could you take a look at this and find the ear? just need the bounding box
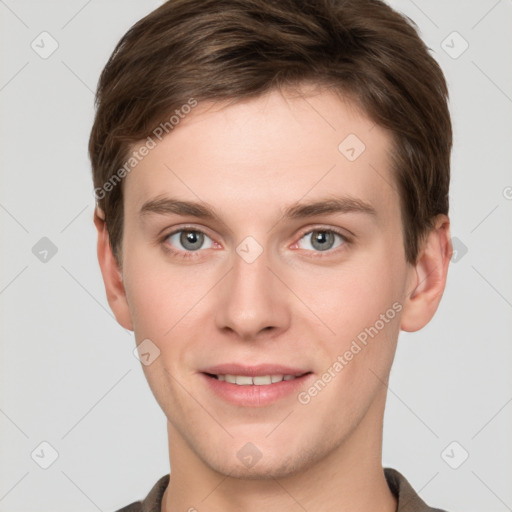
[400,214,453,332]
[93,207,133,331]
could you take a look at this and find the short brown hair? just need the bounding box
[89,0,452,266]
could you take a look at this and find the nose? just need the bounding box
[215,241,291,341]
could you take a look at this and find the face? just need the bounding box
[116,86,418,479]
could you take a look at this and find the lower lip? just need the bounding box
[200,373,313,407]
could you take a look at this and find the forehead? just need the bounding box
[123,86,399,226]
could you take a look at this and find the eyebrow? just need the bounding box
[139,195,377,223]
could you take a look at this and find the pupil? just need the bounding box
[181,231,203,250]
[313,231,333,251]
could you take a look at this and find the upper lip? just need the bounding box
[200,364,311,377]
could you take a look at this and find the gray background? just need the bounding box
[0,0,511,510]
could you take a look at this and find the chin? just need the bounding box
[208,455,303,480]
[196,438,326,481]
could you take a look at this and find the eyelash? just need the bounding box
[160,225,351,260]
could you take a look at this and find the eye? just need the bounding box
[164,229,214,256]
[296,228,348,253]
[161,226,350,260]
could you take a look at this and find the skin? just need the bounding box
[94,84,452,512]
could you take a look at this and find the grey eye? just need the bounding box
[168,230,213,251]
[298,230,344,252]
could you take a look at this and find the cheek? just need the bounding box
[306,241,406,364]
[122,245,176,338]
[311,255,403,329]
[122,248,219,361]
[306,287,401,423]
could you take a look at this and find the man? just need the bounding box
[89,0,453,510]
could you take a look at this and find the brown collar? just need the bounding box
[118,467,447,512]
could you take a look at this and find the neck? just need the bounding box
[162,389,397,512]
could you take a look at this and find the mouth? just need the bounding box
[203,372,311,385]
[199,365,314,406]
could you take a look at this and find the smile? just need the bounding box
[201,370,313,406]
[207,373,301,385]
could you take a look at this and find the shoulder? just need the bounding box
[384,467,449,512]
[113,474,170,512]
[115,503,142,512]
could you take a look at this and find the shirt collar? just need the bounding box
[134,467,445,512]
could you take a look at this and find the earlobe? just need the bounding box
[94,207,134,331]
[400,215,453,332]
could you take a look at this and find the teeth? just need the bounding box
[235,375,253,385]
[217,374,297,385]
[253,375,272,385]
